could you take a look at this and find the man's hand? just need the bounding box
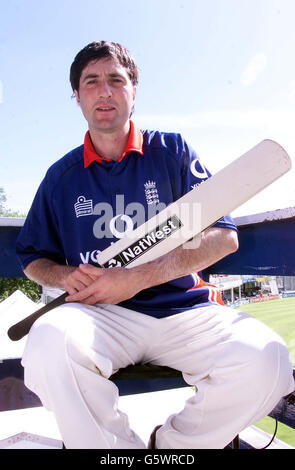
[66,228,238,306]
[24,228,238,307]
[63,264,97,295]
[65,264,145,305]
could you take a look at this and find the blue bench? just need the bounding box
[1,210,294,448]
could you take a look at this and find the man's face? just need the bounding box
[74,57,136,133]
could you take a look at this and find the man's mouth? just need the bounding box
[96,106,115,111]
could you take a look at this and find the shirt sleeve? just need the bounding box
[180,139,238,232]
[16,173,66,271]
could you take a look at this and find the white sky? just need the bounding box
[0,0,295,217]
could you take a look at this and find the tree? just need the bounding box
[0,187,7,215]
[0,187,27,217]
[0,278,41,302]
[0,187,36,301]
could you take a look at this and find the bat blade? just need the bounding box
[96,139,291,269]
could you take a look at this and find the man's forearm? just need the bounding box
[131,227,239,291]
[25,227,238,305]
[24,258,76,290]
[64,227,239,305]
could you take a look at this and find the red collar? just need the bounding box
[83,120,144,168]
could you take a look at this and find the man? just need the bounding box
[16,41,294,449]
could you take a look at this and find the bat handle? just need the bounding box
[7,292,68,342]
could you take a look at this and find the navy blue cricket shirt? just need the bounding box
[16,121,237,318]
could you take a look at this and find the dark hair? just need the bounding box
[70,41,139,92]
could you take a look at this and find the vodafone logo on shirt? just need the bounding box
[190,158,209,179]
[90,195,167,240]
[109,214,134,238]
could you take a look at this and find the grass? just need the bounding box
[238,297,295,364]
[235,297,295,447]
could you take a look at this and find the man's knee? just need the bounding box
[21,304,84,382]
[246,337,294,407]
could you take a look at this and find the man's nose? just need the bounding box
[98,81,112,98]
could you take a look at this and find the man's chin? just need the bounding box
[91,118,129,134]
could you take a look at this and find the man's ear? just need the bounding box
[74,90,80,105]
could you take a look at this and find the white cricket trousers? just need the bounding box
[21,302,294,449]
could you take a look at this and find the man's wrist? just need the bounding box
[24,258,77,290]
[130,260,168,292]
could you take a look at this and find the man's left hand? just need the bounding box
[65,264,144,305]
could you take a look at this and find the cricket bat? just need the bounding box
[96,139,291,268]
[7,139,291,341]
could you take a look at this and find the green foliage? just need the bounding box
[0,186,27,217]
[1,209,27,217]
[0,278,41,302]
[0,187,7,214]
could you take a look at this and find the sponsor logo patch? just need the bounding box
[144,180,159,205]
[101,214,183,268]
[74,196,94,218]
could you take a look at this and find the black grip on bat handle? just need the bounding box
[7,292,68,341]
